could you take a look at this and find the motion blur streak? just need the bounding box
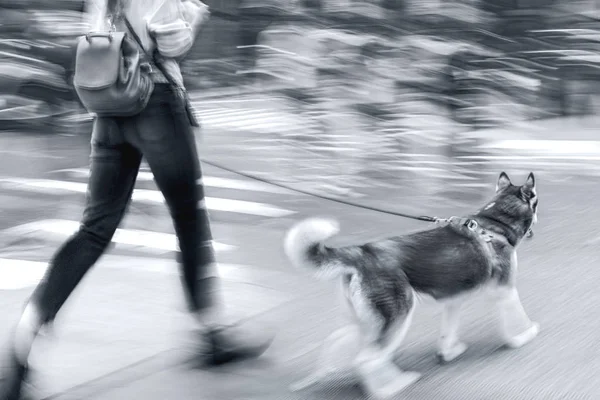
[1,0,600,399]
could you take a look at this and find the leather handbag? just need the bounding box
[72,24,154,117]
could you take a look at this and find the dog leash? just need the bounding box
[199,159,440,222]
[199,159,532,241]
[200,159,491,231]
[200,160,470,224]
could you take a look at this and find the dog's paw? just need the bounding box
[290,368,357,392]
[436,342,468,364]
[357,358,420,399]
[364,370,422,399]
[505,322,540,349]
[290,372,323,392]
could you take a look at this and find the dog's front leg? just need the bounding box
[495,286,539,349]
[437,301,468,363]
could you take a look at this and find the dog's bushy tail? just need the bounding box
[284,218,350,280]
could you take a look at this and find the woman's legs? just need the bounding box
[0,117,142,399]
[130,87,214,315]
[130,85,272,363]
[14,117,142,363]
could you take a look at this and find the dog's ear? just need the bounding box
[521,172,536,198]
[496,172,511,192]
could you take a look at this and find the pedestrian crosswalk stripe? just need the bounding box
[480,139,600,154]
[51,168,296,195]
[0,178,296,218]
[193,108,304,133]
[72,107,303,133]
[199,119,293,132]
[2,219,235,254]
[196,108,286,119]
[195,177,295,194]
[457,155,600,161]
[0,258,255,290]
[0,258,47,290]
[198,109,280,119]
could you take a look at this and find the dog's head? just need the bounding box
[478,172,538,244]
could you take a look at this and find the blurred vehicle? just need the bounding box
[0,3,84,133]
[0,38,79,133]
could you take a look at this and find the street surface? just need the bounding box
[1,97,600,399]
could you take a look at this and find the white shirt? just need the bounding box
[84,0,209,86]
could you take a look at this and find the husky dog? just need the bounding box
[284,172,540,398]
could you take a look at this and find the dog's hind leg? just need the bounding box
[494,285,539,349]
[354,289,421,399]
[378,290,417,361]
[436,300,468,363]
[289,325,362,392]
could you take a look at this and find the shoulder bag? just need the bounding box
[72,15,154,117]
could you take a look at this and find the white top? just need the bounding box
[84,0,210,86]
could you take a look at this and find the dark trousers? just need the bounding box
[31,84,215,324]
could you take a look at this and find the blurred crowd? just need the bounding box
[2,0,600,135]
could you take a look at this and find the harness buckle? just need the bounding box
[466,219,478,231]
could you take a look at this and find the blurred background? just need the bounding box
[2,0,600,200]
[2,1,600,399]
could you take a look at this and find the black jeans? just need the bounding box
[31,84,215,324]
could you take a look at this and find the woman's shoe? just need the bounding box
[200,323,274,366]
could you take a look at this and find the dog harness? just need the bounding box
[435,216,495,242]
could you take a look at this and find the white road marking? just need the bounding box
[72,107,303,134]
[0,150,64,160]
[2,219,235,253]
[190,96,272,104]
[52,168,295,195]
[0,258,256,290]
[197,109,285,119]
[457,155,600,162]
[0,258,47,290]
[200,109,280,118]
[193,108,304,133]
[480,140,600,154]
[0,178,296,217]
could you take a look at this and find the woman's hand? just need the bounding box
[182,0,211,37]
[147,0,211,60]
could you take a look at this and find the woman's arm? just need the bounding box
[147,0,210,60]
[182,0,211,40]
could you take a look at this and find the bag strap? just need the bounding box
[122,16,183,93]
[122,15,200,128]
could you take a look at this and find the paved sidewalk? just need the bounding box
[0,223,365,400]
[2,181,600,399]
